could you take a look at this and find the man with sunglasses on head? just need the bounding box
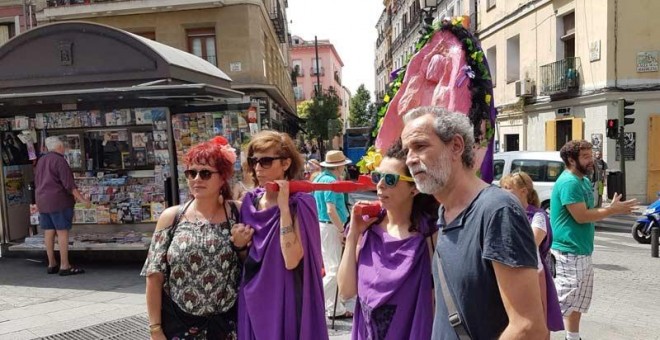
[401,107,548,339]
[312,150,354,320]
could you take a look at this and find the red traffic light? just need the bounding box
[608,120,615,127]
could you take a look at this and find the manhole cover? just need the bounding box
[40,314,149,340]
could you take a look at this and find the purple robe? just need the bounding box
[352,213,436,340]
[238,189,328,340]
[526,205,564,332]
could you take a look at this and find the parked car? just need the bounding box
[492,151,565,211]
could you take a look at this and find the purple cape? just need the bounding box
[352,213,436,339]
[237,189,328,340]
[526,205,564,331]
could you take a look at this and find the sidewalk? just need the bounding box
[0,258,145,340]
[0,257,353,339]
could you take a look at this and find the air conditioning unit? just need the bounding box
[515,79,535,97]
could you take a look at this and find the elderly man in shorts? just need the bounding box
[35,136,91,276]
[550,140,637,340]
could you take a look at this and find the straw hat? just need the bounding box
[320,150,352,167]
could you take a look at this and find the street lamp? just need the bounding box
[419,0,437,26]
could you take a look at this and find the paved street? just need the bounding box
[0,199,656,339]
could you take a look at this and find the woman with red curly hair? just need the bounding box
[237,131,328,340]
[142,136,254,340]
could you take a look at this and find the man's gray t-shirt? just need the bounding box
[431,186,538,339]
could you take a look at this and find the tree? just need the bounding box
[305,87,341,157]
[296,100,313,119]
[349,84,373,127]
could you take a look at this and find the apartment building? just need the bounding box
[478,0,660,203]
[289,35,346,119]
[36,0,297,131]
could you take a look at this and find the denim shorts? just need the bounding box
[39,207,74,230]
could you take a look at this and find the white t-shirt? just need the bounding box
[530,212,547,271]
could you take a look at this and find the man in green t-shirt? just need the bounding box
[551,140,637,340]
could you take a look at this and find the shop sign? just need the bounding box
[615,132,636,161]
[636,51,658,72]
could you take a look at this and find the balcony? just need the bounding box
[310,66,325,76]
[540,57,581,97]
[269,1,286,43]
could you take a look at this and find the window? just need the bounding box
[293,86,304,100]
[134,31,156,40]
[561,13,576,59]
[0,23,16,46]
[511,160,566,182]
[312,58,323,75]
[493,159,505,180]
[487,0,496,10]
[187,28,217,66]
[506,35,520,83]
[292,59,303,76]
[486,46,497,86]
[313,84,322,96]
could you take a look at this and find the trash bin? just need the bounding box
[607,171,623,199]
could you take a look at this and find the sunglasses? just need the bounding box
[248,156,285,169]
[371,171,415,187]
[184,169,219,180]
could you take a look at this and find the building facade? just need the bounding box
[36,0,297,132]
[374,4,392,102]
[289,35,347,119]
[0,0,40,46]
[478,0,660,203]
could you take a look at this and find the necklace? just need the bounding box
[192,203,221,227]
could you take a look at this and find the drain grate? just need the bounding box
[40,314,149,340]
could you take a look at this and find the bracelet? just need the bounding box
[231,243,248,252]
[149,324,162,333]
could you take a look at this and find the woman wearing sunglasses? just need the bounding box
[500,171,563,337]
[337,140,439,340]
[236,131,328,340]
[142,136,253,339]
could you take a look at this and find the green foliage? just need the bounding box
[296,100,313,119]
[349,84,374,127]
[305,87,341,141]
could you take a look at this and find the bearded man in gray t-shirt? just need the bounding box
[402,107,547,339]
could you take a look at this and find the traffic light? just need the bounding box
[620,99,635,126]
[606,119,619,139]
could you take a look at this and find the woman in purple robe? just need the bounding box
[337,140,439,340]
[500,171,564,336]
[237,131,328,340]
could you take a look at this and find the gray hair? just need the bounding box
[45,136,63,151]
[403,106,476,168]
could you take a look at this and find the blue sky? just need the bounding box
[287,0,384,97]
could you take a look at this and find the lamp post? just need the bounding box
[419,0,437,26]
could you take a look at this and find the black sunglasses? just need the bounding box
[371,171,415,187]
[184,169,219,180]
[248,156,285,169]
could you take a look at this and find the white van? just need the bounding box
[492,151,565,210]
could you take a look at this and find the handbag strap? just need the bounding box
[435,248,471,339]
[164,199,195,288]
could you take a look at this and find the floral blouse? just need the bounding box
[141,217,240,317]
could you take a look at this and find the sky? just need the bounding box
[286,0,384,97]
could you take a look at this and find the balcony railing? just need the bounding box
[269,1,286,43]
[310,66,325,76]
[47,0,122,7]
[540,57,581,96]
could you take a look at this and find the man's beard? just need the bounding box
[409,151,452,195]
[576,161,594,177]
